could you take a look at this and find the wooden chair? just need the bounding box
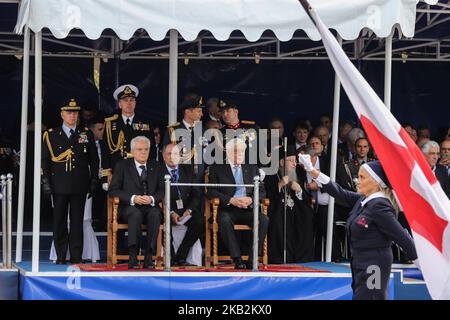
[204,196,270,269]
[106,171,164,269]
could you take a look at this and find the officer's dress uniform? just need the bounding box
[163,120,206,178]
[163,97,207,180]
[42,101,99,263]
[102,114,155,172]
[314,171,417,300]
[101,85,156,182]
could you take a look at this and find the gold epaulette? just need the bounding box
[104,114,118,122]
[241,120,255,125]
[167,124,179,144]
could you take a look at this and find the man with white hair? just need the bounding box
[207,138,269,269]
[422,140,450,198]
[109,136,164,269]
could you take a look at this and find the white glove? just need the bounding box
[413,258,421,270]
[102,183,109,191]
[298,154,314,172]
[259,168,266,182]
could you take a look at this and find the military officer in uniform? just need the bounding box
[220,100,261,166]
[337,137,375,192]
[101,84,156,188]
[163,96,206,179]
[41,99,99,264]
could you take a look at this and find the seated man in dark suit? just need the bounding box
[109,136,164,269]
[161,143,203,266]
[422,140,450,198]
[207,138,269,269]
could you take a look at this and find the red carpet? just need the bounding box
[76,263,329,273]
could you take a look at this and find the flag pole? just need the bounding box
[298,0,315,25]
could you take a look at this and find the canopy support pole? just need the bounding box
[325,35,342,263]
[384,32,393,110]
[31,31,42,273]
[16,26,30,263]
[168,29,178,125]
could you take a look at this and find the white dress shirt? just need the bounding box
[62,123,76,138]
[182,119,196,132]
[122,114,135,125]
[306,157,330,205]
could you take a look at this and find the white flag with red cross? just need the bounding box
[299,0,450,299]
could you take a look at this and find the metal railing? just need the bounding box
[163,175,261,272]
[1,174,13,269]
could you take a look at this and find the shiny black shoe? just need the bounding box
[128,255,140,269]
[233,257,246,270]
[56,259,66,265]
[143,257,155,269]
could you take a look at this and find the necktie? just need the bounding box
[170,169,178,183]
[233,165,245,197]
[126,118,131,127]
[139,165,147,180]
[69,128,74,138]
[170,168,182,199]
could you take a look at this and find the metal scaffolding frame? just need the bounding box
[1,0,450,63]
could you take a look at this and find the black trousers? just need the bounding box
[315,205,341,261]
[120,205,161,255]
[217,207,269,260]
[171,213,203,260]
[53,194,86,261]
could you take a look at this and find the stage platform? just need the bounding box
[13,261,431,300]
[1,233,431,300]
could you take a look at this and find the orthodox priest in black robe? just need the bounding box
[266,146,315,264]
